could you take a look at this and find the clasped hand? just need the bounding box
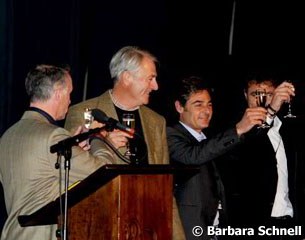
[269,81,295,112]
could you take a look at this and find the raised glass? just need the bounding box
[122,113,135,157]
[255,90,270,129]
[284,81,296,118]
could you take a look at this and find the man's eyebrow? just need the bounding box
[189,100,202,104]
[190,100,211,105]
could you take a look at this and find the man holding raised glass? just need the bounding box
[65,46,186,240]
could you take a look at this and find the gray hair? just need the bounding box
[109,46,157,83]
[25,64,69,102]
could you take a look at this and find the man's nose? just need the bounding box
[150,78,158,90]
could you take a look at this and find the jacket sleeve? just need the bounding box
[167,126,241,165]
[64,105,86,134]
[48,127,114,185]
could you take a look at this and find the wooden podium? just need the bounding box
[18,164,198,240]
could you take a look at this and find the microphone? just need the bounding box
[50,127,102,154]
[91,109,135,135]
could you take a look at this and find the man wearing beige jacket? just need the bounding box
[65,46,186,239]
[0,65,114,240]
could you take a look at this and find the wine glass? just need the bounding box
[255,90,270,129]
[284,81,296,118]
[122,113,135,157]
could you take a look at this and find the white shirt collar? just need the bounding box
[179,121,207,142]
[272,115,282,132]
[266,115,282,131]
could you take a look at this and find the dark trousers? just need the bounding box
[263,216,301,240]
[222,215,303,240]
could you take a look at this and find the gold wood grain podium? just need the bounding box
[18,164,199,240]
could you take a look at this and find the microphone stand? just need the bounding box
[50,127,104,240]
[62,147,71,240]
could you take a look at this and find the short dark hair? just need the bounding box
[244,70,278,91]
[25,64,70,102]
[174,76,213,107]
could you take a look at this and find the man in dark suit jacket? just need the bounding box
[166,76,268,240]
[222,72,304,240]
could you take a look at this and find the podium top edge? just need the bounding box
[101,164,200,173]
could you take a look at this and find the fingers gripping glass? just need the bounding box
[284,81,296,118]
[122,113,136,157]
[255,90,270,129]
[84,108,93,129]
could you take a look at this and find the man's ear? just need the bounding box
[54,89,61,102]
[175,100,184,113]
[121,71,132,86]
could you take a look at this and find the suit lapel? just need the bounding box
[96,91,118,119]
[139,107,156,164]
[174,123,199,144]
[96,92,126,156]
[174,122,226,209]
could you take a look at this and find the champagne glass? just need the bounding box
[84,108,93,129]
[284,81,296,118]
[122,113,135,157]
[255,90,270,129]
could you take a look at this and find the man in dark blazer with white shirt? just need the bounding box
[221,72,305,240]
[166,76,267,240]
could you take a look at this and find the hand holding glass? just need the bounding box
[84,108,93,129]
[255,90,270,129]
[284,81,296,118]
[122,113,135,157]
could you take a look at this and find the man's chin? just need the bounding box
[141,98,150,105]
[200,123,210,129]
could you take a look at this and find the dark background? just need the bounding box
[1,0,305,133]
[1,0,305,232]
